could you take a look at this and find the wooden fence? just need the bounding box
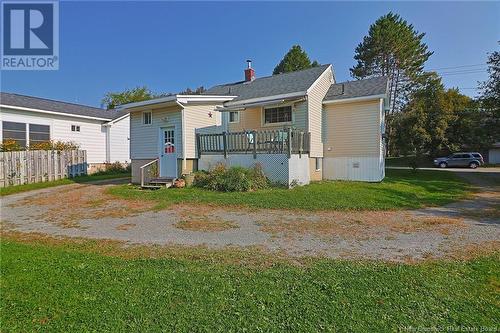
[196,129,311,158]
[0,150,87,187]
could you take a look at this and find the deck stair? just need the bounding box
[141,177,175,189]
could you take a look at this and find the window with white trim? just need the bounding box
[71,125,80,132]
[264,105,292,124]
[29,124,50,145]
[229,111,239,123]
[143,111,152,125]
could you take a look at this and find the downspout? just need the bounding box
[176,101,187,175]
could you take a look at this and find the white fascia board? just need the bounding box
[104,113,130,126]
[119,95,236,110]
[306,64,333,94]
[119,96,178,110]
[176,95,236,104]
[322,94,387,105]
[224,91,307,107]
[0,104,111,121]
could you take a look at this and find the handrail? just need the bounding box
[140,158,159,187]
[196,130,310,158]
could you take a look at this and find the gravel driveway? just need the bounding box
[2,172,499,262]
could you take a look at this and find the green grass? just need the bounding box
[1,240,498,332]
[109,169,471,211]
[386,155,435,168]
[0,172,130,196]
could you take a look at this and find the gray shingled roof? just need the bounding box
[203,64,331,102]
[323,76,388,102]
[0,92,123,120]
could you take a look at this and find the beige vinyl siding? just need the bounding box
[183,103,222,159]
[129,105,182,160]
[228,107,262,132]
[323,99,382,157]
[307,67,333,157]
[227,103,308,132]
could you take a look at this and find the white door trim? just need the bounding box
[159,126,178,178]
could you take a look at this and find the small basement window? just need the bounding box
[71,125,80,132]
[315,157,321,171]
[264,105,292,124]
[229,111,239,123]
[143,111,152,125]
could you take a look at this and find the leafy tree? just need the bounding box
[475,45,500,148]
[102,86,160,109]
[273,45,319,75]
[479,45,500,109]
[351,12,433,113]
[179,86,206,95]
[391,73,474,157]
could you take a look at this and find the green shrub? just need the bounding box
[193,163,269,192]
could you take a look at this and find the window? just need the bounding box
[264,105,292,124]
[315,157,321,171]
[2,121,27,147]
[29,124,50,145]
[229,111,239,123]
[143,111,152,125]
[71,125,80,132]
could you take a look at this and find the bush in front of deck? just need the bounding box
[193,164,269,192]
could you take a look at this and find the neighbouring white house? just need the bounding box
[121,61,388,186]
[488,142,500,164]
[0,92,130,173]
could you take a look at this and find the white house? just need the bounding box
[121,62,388,186]
[0,92,130,173]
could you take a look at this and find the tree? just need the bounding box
[273,45,319,75]
[102,86,160,109]
[391,73,474,157]
[351,12,433,112]
[479,45,500,109]
[179,86,206,95]
[351,12,433,156]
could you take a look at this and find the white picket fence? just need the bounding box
[0,150,87,187]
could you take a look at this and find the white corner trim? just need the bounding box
[0,104,112,121]
[322,94,387,105]
[306,64,333,95]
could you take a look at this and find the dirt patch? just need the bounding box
[9,184,155,228]
[116,223,136,231]
[258,211,465,240]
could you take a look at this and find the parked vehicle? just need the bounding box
[433,152,484,169]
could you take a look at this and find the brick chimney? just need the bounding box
[244,59,255,82]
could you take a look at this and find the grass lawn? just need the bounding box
[0,172,130,196]
[386,155,436,168]
[1,239,498,332]
[109,169,472,211]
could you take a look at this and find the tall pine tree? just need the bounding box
[273,45,319,75]
[351,12,433,156]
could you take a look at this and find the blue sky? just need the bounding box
[1,1,499,107]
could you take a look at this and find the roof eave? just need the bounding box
[119,95,237,111]
[322,94,387,105]
[224,91,307,107]
[0,104,112,121]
